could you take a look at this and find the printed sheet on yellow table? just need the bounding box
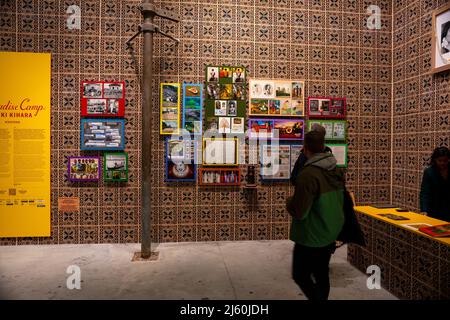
[0,52,51,237]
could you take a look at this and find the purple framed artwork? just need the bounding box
[68,156,101,182]
[248,118,304,140]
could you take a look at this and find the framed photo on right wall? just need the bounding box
[432,3,450,73]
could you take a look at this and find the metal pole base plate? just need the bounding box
[132,251,159,262]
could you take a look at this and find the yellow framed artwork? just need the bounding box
[160,83,181,135]
[202,137,239,166]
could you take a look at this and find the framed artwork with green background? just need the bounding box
[103,152,128,182]
[205,65,246,132]
[307,120,347,141]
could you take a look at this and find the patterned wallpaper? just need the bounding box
[391,0,450,212]
[0,0,395,245]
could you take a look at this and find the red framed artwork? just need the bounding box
[307,97,346,119]
[198,168,241,186]
[81,81,125,117]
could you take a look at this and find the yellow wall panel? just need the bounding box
[0,52,51,237]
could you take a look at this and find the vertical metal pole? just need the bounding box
[141,0,154,259]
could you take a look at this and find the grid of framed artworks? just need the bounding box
[307,97,346,118]
[205,66,246,134]
[80,119,125,151]
[260,144,302,181]
[73,80,128,183]
[165,137,197,182]
[67,153,129,182]
[160,83,181,135]
[81,81,125,117]
[306,120,347,141]
[182,83,203,135]
[249,79,304,116]
[202,138,238,166]
[198,168,241,186]
[248,119,305,140]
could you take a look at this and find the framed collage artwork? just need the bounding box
[80,119,125,151]
[182,83,203,135]
[202,138,238,166]
[165,137,197,182]
[326,144,348,168]
[67,156,101,182]
[205,66,246,134]
[103,153,128,182]
[307,97,346,119]
[248,119,304,140]
[249,79,305,117]
[81,81,125,117]
[260,144,302,181]
[160,83,181,135]
[307,120,347,141]
[198,168,240,186]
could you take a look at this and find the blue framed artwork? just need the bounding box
[260,143,302,181]
[182,83,203,135]
[165,137,197,182]
[80,118,125,151]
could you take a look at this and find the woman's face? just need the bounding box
[435,155,449,171]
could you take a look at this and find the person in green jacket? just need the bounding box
[420,146,450,222]
[287,131,345,300]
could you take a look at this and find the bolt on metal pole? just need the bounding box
[140,0,154,259]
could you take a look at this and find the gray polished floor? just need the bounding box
[0,240,396,300]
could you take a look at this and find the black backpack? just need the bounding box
[336,188,366,247]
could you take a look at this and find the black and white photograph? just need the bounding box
[104,82,124,99]
[432,4,450,73]
[83,82,102,98]
[227,100,237,116]
[107,99,119,114]
[249,80,275,99]
[207,67,219,82]
[86,99,107,114]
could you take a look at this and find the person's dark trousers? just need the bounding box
[292,242,336,300]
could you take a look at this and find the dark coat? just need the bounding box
[420,165,450,222]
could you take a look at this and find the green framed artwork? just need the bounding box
[103,152,128,182]
[326,144,348,168]
[307,120,347,141]
[205,65,246,133]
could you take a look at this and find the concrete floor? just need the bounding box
[0,241,396,300]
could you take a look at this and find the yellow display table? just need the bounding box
[347,205,450,300]
[354,206,450,246]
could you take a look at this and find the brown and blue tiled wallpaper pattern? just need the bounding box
[1,0,440,246]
